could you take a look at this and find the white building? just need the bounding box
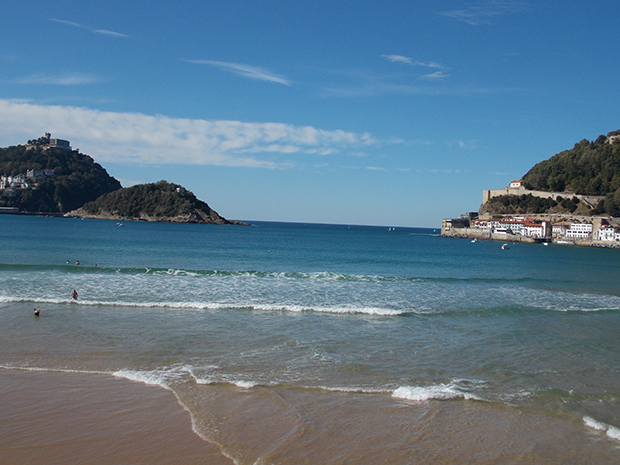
[522,222,548,238]
[565,223,593,239]
[596,225,620,242]
[552,222,572,237]
[0,174,29,190]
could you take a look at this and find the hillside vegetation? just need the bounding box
[480,193,592,216]
[0,144,121,212]
[483,131,620,216]
[70,180,244,224]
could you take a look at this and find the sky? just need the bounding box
[1,1,619,227]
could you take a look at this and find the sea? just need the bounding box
[1,214,620,464]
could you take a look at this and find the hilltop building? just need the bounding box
[26,133,71,151]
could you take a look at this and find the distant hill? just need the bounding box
[68,180,246,225]
[522,131,620,197]
[0,143,122,213]
[482,131,620,216]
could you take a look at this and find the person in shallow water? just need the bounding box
[33,308,40,316]
[70,289,78,300]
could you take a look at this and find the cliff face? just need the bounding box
[65,180,246,225]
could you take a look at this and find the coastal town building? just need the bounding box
[469,217,550,238]
[443,213,619,246]
[1,169,55,192]
[565,222,593,239]
[596,225,620,242]
[552,222,572,237]
[0,174,30,190]
[442,188,620,245]
[26,169,55,182]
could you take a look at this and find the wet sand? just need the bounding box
[2,368,620,464]
[0,369,231,465]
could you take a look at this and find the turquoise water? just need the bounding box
[1,215,620,463]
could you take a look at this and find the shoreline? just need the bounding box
[0,368,231,465]
[440,231,620,248]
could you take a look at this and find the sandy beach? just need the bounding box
[0,369,231,465]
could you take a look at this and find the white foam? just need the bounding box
[583,416,620,441]
[607,426,620,440]
[583,415,607,431]
[0,365,105,376]
[321,385,388,394]
[393,380,483,402]
[233,380,256,389]
[252,303,406,316]
[113,369,170,388]
[112,365,192,389]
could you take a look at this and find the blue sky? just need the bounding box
[1,1,619,227]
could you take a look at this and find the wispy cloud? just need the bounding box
[381,55,444,69]
[448,140,479,150]
[382,54,414,65]
[92,29,129,38]
[0,100,374,168]
[440,1,529,26]
[185,60,291,86]
[419,71,450,81]
[13,72,103,85]
[50,18,129,38]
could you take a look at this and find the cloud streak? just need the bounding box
[381,55,444,69]
[440,1,529,26]
[13,72,103,85]
[50,18,129,38]
[186,60,291,85]
[419,71,449,81]
[0,100,374,168]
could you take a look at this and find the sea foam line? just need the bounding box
[392,379,486,402]
[0,364,107,376]
[583,416,620,440]
[0,295,412,315]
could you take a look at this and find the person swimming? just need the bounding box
[70,289,78,300]
[33,308,40,316]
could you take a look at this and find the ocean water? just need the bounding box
[1,215,620,463]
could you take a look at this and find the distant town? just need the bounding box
[0,134,71,199]
[442,179,620,247]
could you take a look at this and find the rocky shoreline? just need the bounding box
[65,209,247,225]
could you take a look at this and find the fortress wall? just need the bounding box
[482,187,604,207]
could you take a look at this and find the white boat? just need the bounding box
[471,239,478,243]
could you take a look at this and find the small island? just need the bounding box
[0,134,245,225]
[66,180,246,225]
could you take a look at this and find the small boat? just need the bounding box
[471,239,478,243]
[543,242,549,246]
[501,243,510,250]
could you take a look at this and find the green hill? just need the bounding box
[523,131,620,197]
[69,180,245,224]
[0,143,121,213]
[483,130,620,216]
